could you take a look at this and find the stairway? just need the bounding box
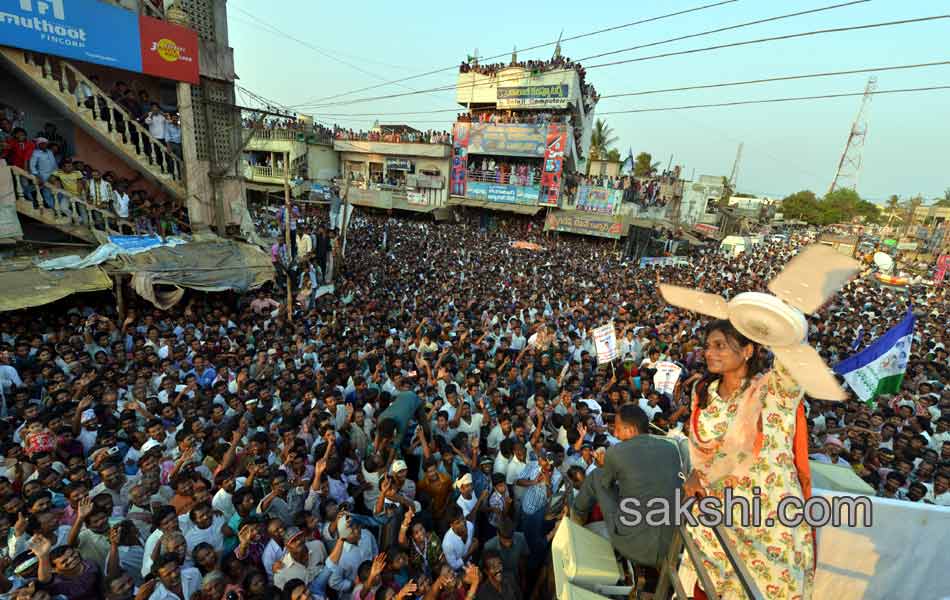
[2,165,137,244]
[0,48,187,201]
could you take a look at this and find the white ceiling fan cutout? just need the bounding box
[659,245,861,401]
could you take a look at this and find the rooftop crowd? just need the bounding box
[457,56,598,111]
[0,208,946,600]
[333,130,451,145]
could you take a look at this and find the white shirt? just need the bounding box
[454,413,483,447]
[273,540,327,590]
[486,424,511,452]
[211,489,236,521]
[146,112,168,140]
[148,566,201,600]
[115,192,130,218]
[505,456,527,487]
[262,538,286,580]
[442,521,475,570]
[179,514,226,553]
[638,398,662,422]
[456,492,478,518]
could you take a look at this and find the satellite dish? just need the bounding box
[873,252,894,274]
[659,245,861,400]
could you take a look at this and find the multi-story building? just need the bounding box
[449,57,595,216]
[333,125,452,215]
[241,118,339,201]
[1,0,246,243]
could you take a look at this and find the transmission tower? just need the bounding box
[729,142,743,189]
[828,76,877,195]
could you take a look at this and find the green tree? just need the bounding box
[781,190,821,223]
[588,119,617,162]
[935,188,950,207]
[606,148,621,162]
[633,152,659,178]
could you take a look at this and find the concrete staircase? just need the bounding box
[0,48,186,201]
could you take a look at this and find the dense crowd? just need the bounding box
[454,112,565,126]
[1,117,189,236]
[0,208,947,600]
[466,160,542,187]
[243,119,335,144]
[457,56,598,110]
[334,130,451,145]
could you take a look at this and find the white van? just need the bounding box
[720,235,759,257]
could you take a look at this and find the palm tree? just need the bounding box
[884,194,901,230]
[588,119,618,164]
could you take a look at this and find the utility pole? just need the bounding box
[340,178,352,259]
[283,150,293,322]
[829,77,877,195]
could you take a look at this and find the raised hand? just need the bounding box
[76,496,94,521]
[463,563,481,587]
[29,535,51,557]
[370,552,387,579]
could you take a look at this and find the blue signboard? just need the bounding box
[0,0,142,71]
[468,181,539,206]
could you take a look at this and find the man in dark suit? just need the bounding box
[571,404,683,567]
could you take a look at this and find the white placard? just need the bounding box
[653,361,682,395]
[592,324,618,364]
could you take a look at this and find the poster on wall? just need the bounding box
[575,186,622,215]
[539,123,566,207]
[0,0,199,84]
[451,122,470,196]
[466,123,548,157]
[467,182,539,205]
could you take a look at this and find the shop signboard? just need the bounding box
[406,174,443,189]
[539,122,566,207]
[385,158,412,170]
[467,181,539,205]
[406,191,427,205]
[0,0,199,83]
[466,123,548,158]
[497,83,570,109]
[544,211,623,239]
[575,186,622,215]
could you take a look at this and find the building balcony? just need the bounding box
[333,139,450,158]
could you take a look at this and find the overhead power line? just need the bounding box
[229,7,450,107]
[301,84,950,124]
[294,13,949,109]
[306,61,950,117]
[596,84,950,115]
[577,0,870,62]
[290,0,740,107]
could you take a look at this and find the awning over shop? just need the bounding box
[0,262,112,312]
[446,196,541,215]
[105,240,275,309]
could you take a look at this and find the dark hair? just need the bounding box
[694,319,766,409]
[617,404,649,434]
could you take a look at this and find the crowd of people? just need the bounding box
[243,118,335,145]
[454,112,565,126]
[458,56,598,113]
[1,114,189,236]
[560,173,682,211]
[334,130,451,145]
[466,160,542,187]
[0,206,947,600]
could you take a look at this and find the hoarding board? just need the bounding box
[497,84,570,109]
[467,123,548,158]
[0,0,199,83]
[544,211,624,239]
[467,181,539,205]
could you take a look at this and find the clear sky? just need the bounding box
[227,0,949,202]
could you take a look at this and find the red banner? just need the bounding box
[539,123,566,207]
[139,16,200,84]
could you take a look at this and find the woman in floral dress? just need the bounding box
[680,319,815,600]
